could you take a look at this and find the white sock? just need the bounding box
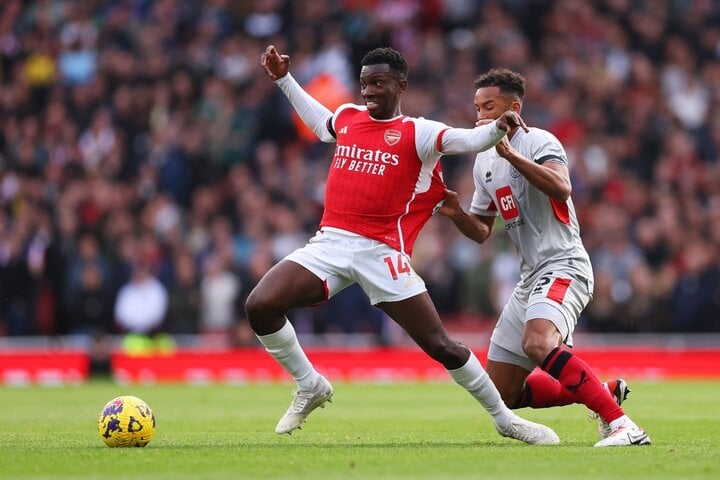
[609,415,637,430]
[447,351,514,426]
[256,319,318,391]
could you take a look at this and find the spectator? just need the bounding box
[114,259,168,335]
[68,262,113,335]
[671,238,720,332]
[166,249,201,335]
[0,0,718,340]
[199,253,240,335]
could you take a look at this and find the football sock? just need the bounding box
[512,370,575,408]
[256,318,318,391]
[447,351,514,426]
[541,347,623,423]
[609,414,638,431]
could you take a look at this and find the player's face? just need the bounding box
[474,86,520,122]
[360,64,406,120]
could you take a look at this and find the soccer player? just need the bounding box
[246,45,559,445]
[438,68,651,447]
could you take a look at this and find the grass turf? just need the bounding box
[0,380,718,479]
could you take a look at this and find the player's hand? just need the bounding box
[437,189,462,218]
[495,136,514,158]
[260,45,290,81]
[496,110,528,133]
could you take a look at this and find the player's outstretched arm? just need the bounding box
[260,45,336,143]
[437,190,494,244]
[440,110,527,155]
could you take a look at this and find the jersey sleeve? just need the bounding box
[275,73,336,143]
[528,128,568,167]
[411,117,451,164]
[469,156,498,217]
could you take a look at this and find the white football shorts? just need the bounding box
[488,266,593,371]
[284,228,427,305]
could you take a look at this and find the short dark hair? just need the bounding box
[361,47,409,81]
[474,68,525,100]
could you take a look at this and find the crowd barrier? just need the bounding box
[111,347,720,385]
[2,338,719,385]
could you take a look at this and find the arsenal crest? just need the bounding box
[384,129,401,146]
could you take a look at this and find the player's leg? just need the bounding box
[484,358,531,406]
[246,259,326,334]
[486,288,572,408]
[596,379,631,440]
[483,355,574,411]
[513,369,576,408]
[490,277,626,410]
[521,272,649,446]
[246,232,353,434]
[522,306,624,421]
[245,258,335,434]
[519,317,579,407]
[376,292,468,369]
[376,293,558,445]
[522,273,626,418]
[530,335,649,446]
[246,258,327,384]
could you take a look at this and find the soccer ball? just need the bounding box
[98,395,156,447]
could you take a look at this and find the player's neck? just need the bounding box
[371,108,402,120]
[370,111,403,121]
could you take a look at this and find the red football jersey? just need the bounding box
[320,104,449,255]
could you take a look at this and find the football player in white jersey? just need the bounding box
[246,45,560,445]
[439,68,650,447]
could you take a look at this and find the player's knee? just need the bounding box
[245,289,291,336]
[521,336,553,365]
[245,288,278,325]
[426,338,466,369]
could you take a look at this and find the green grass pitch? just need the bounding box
[0,380,718,479]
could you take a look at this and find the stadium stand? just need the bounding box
[0,0,718,356]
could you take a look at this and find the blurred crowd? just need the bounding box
[0,0,718,346]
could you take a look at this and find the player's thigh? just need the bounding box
[353,244,427,305]
[252,234,354,310]
[490,290,528,358]
[526,269,592,347]
[247,259,326,313]
[352,244,449,345]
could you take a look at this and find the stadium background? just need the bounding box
[0,0,718,383]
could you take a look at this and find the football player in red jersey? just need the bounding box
[439,68,650,447]
[245,45,559,445]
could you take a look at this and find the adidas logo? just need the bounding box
[485,170,492,183]
[339,126,348,134]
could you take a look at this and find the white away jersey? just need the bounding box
[469,127,593,284]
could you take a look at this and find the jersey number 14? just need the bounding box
[383,255,411,280]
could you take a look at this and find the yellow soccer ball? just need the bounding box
[98,395,156,447]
